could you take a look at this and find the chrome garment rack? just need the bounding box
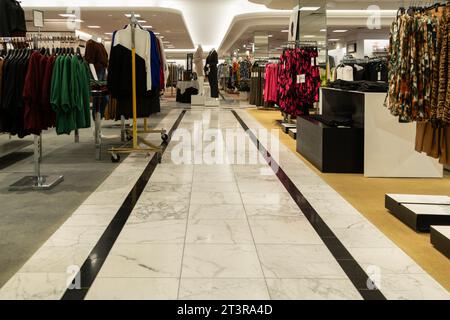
[2,35,83,190]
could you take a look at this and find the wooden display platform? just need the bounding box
[385,194,450,232]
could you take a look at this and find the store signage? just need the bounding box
[33,10,44,28]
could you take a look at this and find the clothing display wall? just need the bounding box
[108,24,167,120]
[0,0,26,37]
[385,4,450,166]
[278,47,321,116]
[0,47,91,137]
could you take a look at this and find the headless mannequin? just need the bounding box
[194,44,205,95]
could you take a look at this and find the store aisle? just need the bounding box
[85,110,359,300]
[0,106,448,300]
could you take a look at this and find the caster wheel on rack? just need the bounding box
[111,154,121,163]
[161,133,169,142]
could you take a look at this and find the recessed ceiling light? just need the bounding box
[162,41,170,44]
[320,29,326,32]
[300,7,321,11]
[268,35,273,37]
[333,30,348,33]
[87,26,101,29]
[124,13,140,18]
[104,32,113,35]
[328,38,340,41]
[160,36,164,39]
[304,35,315,38]
[137,20,147,23]
[281,29,289,33]
[59,14,76,18]
[143,25,153,29]
[154,32,160,35]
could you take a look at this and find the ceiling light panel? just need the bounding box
[299,7,320,11]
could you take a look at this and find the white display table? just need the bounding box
[319,88,443,178]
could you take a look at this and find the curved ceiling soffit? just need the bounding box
[22,5,195,49]
[248,0,297,10]
[218,11,291,55]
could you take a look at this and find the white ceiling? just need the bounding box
[21,0,289,52]
[250,0,409,10]
[24,7,194,51]
[20,0,413,58]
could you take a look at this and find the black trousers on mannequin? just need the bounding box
[209,65,219,98]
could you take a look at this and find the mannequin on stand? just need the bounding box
[194,44,205,96]
[206,48,219,99]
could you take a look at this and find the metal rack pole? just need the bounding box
[120,116,126,142]
[95,111,102,160]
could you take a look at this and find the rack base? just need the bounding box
[9,175,64,191]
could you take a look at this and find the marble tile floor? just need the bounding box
[0,107,448,300]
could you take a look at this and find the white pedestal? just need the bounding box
[239,91,249,100]
[191,94,205,106]
[205,98,220,107]
[364,92,443,178]
[198,76,205,96]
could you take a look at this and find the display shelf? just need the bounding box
[385,194,450,232]
[288,128,297,140]
[280,122,296,134]
[430,226,450,259]
[318,87,443,178]
[297,116,364,173]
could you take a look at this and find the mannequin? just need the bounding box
[205,48,219,98]
[194,44,205,95]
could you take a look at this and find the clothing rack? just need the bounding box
[108,13,167,163]
[1,36,69,190]
[283,40,318,50]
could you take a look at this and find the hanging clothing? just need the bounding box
[386,4,450,165]
[50,54,91,135]
[84,39,108,74]
[264,63,278,104]
[0,0,26,37]
[112,25,152,91]
[0,47,88,137]
[386,6,449,123]
[278,47,321,116]
[108,25,166,119]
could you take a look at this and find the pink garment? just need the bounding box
[264,63,279,103]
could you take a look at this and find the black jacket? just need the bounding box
[0,0,27,37]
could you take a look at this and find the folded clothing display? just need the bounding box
[327,80,388,92]
[310,115,353,127]
[176,87,199,103]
